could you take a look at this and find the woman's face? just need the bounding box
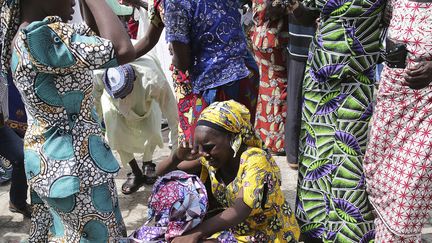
[194,126,234,169]
[41,0,76,22]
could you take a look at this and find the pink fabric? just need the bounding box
[364,0,432,240]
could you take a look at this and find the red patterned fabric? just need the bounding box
[171,65,259,145]
[253,47,288,153]
[250,0,289,153]
[364,0,432,240]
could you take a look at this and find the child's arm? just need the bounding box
[172,190,252,243]
[82,0,136,64]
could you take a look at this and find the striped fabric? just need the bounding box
[287,14,315,61]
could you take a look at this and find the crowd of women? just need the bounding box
[0,0,431,242]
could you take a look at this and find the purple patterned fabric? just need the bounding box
[129,171,208,242]
[160,0,257,94]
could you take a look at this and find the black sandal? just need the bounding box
[121,172,145,195]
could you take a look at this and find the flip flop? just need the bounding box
[121,172,145,195]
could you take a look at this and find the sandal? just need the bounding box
[121,172,145,195]
[142,162,157,185]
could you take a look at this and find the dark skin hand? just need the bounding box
[265,1,287,21]
[171,191,252,243]
[288,0,320,26]
[155,144,202,177]
[121,0,148,10]
[404,61,432,89]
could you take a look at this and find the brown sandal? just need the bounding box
[121,172,145,195]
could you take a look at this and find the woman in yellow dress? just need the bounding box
[157,100,300,242]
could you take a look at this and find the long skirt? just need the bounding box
[364,65,432,242]
[172,66,259,145]
[253,46,288,153]
[29,180,126,242]
[295,59,376,242]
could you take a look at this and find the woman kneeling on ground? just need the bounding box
[157,100,300,242]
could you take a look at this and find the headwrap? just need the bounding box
[130,170,208,242]
[196,100,264,157]
[0,0,21,77]
[103,64,136,99]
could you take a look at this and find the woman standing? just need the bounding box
[1,0,135,241]
[132,0,259,147]
[250,0,289,154]
[288,0,386,240]
[364,0,432,241]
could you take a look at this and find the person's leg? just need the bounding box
[119,151,145,194]
[284,57,307,168]
[0,126,30,216]
[140,145,157,184]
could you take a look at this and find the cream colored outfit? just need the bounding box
[93,53,178,165]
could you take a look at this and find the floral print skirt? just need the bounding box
[252,46,288,153]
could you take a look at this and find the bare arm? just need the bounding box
[171,41,192,72]
[81,0,136,64]
[134,23,164,58]
[172,191,252,243]
[156,148,202,176]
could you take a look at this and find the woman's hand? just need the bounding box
[285,0,301,13]
[404,61,432,89]
[175,145,201,161]
[265,1,288,20]
[122,0,148,10]
[171,232,202,243]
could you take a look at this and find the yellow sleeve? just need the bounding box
[240,149,274,210]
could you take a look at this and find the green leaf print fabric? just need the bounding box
[295,0,386,241]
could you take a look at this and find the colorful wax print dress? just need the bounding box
[11,16,125,242]
[149,0,259,145]
[201,147,300,242]
[250,0,289,153]
[295,0,386,241]
[364,0,432,241]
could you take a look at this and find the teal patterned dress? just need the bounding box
[295,0,386,241]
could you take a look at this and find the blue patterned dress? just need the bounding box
[12,16,125,242]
